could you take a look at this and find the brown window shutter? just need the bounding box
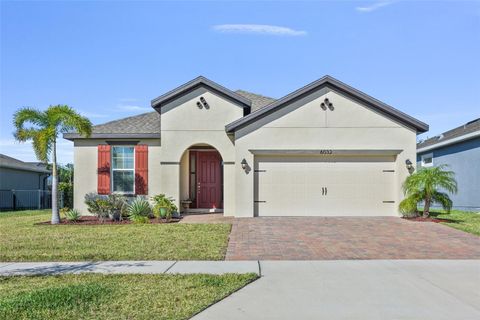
[97,145,111,194]
[135,144,148,195]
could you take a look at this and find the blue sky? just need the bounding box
[1,0,479,164]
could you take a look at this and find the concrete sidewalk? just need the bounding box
[0,260,259,276]
[2,260,479,319]
[194,260,480,320]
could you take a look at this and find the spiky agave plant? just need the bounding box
[13,105,92,224]
[399,164,458,218]
[127,198,152,224]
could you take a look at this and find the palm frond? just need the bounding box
[13,108,47,130]
[13,128,39,142]
[432,191,453,213]
[31,127,55,162]
[46,105,92,137]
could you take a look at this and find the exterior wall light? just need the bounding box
[241,159,247,170]
[405,159,413,170]
[196,101,203,109]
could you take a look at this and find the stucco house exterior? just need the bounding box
[417,118,480,211]
[65,76,428,217]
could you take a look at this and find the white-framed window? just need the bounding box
[111,146,135,193]
[421,153,433,167]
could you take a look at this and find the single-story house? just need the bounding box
[0,154,51,210]
[417,118,480,211]
[64,76,428,217]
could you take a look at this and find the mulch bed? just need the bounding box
[36,216,182,225]
[403,217,451,223]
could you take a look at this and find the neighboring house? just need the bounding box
[417,118,480,211]
[64,75,428,217]
[0,154,51,210]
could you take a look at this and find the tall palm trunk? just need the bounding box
[423,196,431,218]
[51,139,60,224]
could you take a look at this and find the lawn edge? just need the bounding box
[187,273,260,319]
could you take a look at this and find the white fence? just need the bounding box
[0,190,63,211]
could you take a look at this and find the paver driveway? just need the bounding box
[226,217,480,260]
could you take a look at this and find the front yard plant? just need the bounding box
[399,165,458,218]
[152,194,178,221]
[83,193,179,224]
[127,198,152,224]
[0,210,231,261]
[0,273,257,320]
[84,193,127,222]
[64,209,81,222]
[13,105,92,224]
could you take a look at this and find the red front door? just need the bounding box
[197,151,222,209]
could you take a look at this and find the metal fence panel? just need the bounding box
[0,190,63,211]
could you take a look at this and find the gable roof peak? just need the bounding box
[150,76,251,109]
[225,75,429,133]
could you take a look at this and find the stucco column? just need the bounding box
[223,163,236,216]
[234,150,255,217]
[160,163,181,210]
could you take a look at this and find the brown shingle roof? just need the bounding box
[64,90,276,139]
[235,90,276,112]
[63,112,161,139]
[90,112,160,134]
[417,118,480,149]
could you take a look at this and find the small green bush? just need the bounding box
[127,198,151,224]
[151,194,177,220]
[399,195,420,218]
[65,209,81,222]
[84,193,127,222]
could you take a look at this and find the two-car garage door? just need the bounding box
[255,156,396,216]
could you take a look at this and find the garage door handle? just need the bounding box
[325,187,327,196]
[322,187,325,195]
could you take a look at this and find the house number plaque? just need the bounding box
[318,149,333,154]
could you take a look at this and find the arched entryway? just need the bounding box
[179,144,223,211]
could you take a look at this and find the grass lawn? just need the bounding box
[429,209,480,236]
[0,210,231,262]
[0,273,257,320]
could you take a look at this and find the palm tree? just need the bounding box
[13,105,92,224]
[399,165,458,218]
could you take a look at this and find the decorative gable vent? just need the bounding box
[320,98,334,111]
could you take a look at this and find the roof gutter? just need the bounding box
[63,133,161,141]
[0,164,51,174]
[417,131,480,153]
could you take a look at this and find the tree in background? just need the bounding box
[13,105,91,224]
[399,165,458,218]
[58,163,74,209]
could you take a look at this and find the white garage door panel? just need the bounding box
[256,157,395,216]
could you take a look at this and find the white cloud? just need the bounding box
[78,110,109,119]
[356,1,396,13]
[116,105,152,112]
[212,24,307,36]
[0,138,73,165]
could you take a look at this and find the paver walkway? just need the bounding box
[226,217,480,260]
